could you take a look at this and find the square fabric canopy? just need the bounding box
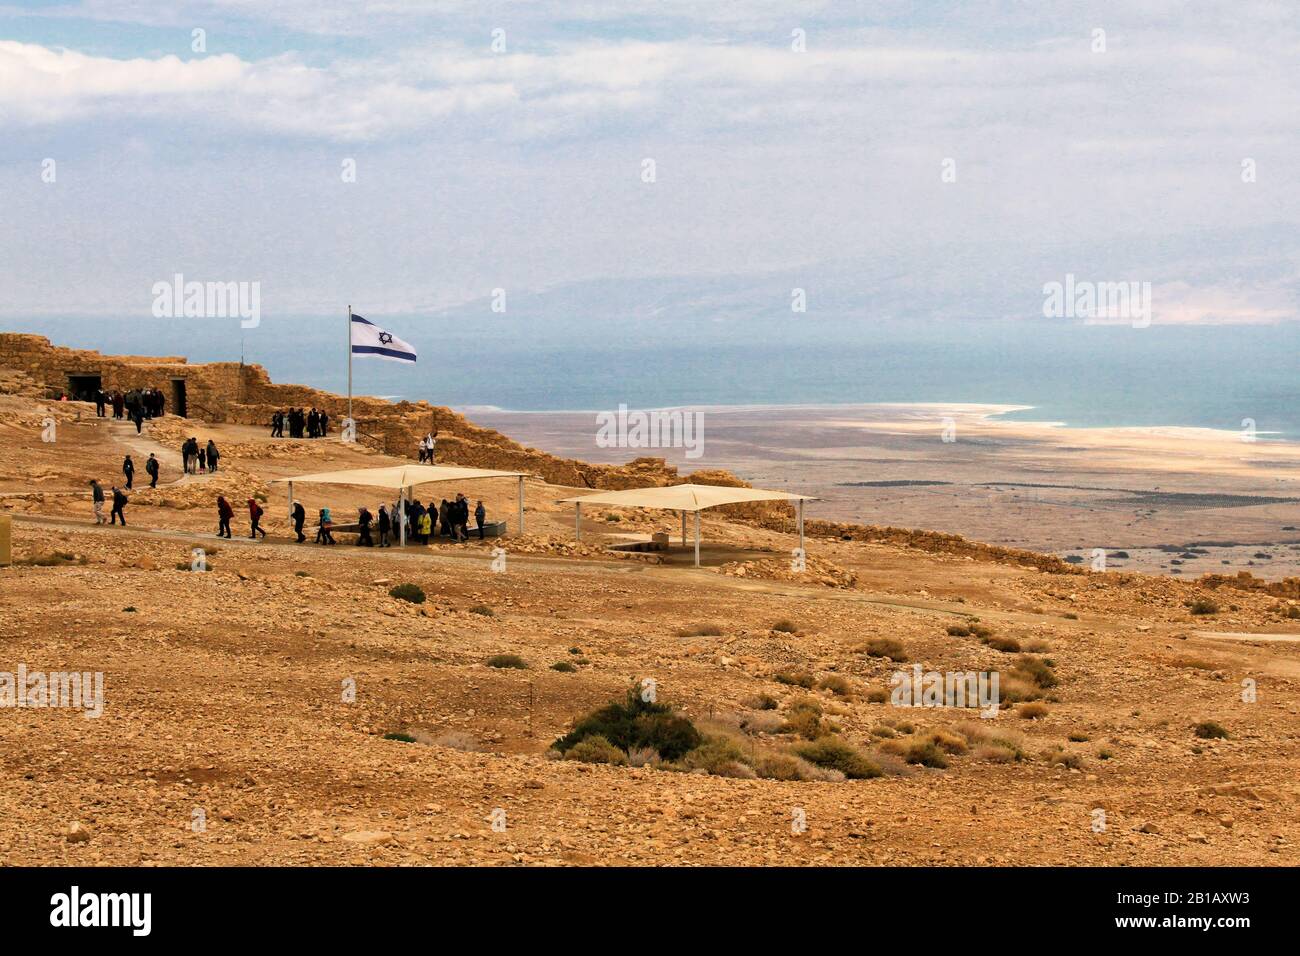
[273,464,530,544]
[558,483,816,567]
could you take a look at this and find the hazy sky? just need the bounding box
[2,0,1298,324]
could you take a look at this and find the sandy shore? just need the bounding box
[471,403,1300,579]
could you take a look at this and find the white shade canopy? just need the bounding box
[272,464,527,489]
[557,482,816,512]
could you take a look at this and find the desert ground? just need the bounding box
[475,403,1300,579]
[1,391,1298,866]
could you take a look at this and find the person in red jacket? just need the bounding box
[248,497,266,539]
[216,496,234,538]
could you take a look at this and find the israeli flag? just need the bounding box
[350,313,417,363]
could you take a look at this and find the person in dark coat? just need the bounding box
[95,389,106,417]
[319,411,329,436]
[292,500,307,543]
[377,505,391,547]
[438,499,450,538]
[197,446,207,473]
[206,440,220,474]
[90,479,106,524]
[217,495,234,538]
[357,507,373,546]
[110,486,128,525]
[131,405,144,434]
[145,453,159,488]
[474,500,486,539]
[248,498,266,539]
[122,455,134,490]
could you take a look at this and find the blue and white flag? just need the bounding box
[350,313,417,363]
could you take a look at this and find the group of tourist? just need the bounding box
[88,479,129,526]
[222,493,488,547]
[398,493,485,544]
[181,437,220,474]
[120,453,161,490]
[270,408,329,439]
[215,495,266,539]
[96,387,164,421]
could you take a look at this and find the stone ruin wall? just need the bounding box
[0,333,769,501]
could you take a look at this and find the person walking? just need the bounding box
[197,445,207,474]
[95,389,106,417]
[90,479,106,524]
[377,505,391,547]
[110,485,128,525]
[145,453,159,488]
[217,495,234,538]
[357,507,373,546]
[474,500,486,540]
[248,498,267,539]
[316,507,335,545]
[131,405,144,434]
[292,500,307,543]
[122,455,135,490]
[206,440,220,474]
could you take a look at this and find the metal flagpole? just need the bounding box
[346,305,353,428]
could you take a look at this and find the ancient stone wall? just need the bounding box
[0,333,740,492]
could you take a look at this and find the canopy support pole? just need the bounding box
[575,502,581,542]
[798,499,805,555]
[681,510,687,546]
[399,485,407,547]
[693,510,700,568]
[517,476,525,536]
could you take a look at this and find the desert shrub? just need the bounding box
[818,675,854,698]
[417,730,483,751]
[870,725,897,739]
[123,606,137,613]
[1193,720,1229,739]
[679,737,749,775]
[862,637,907,662]
[553,685,703,761]
[1022,638,1051,653]
[550,661,577,673]
[486,654,528,669]
[1097,747,1115,760]
[794,737,882,779]
[1018,702,1049,720]
[926,729,969,754]
[755,753,844,782]
[1046,748,1084,769]
[1011,655,1058,689]
[383,732,416,743]
[946,624,972,637]
[626,746,660,767]
[738,710,786,735]
[563,735,627,765]
[865,688,889,704]
[1062,612,1079,620]
[982,634,1021,653]
[904,740,948,768]
[774,670,816,689]
[745,692,779,711]
[970,624,994,639]
[389,583,425,604]
[469,604,494,616]
[1188,598,1219,615]
[974,744,1019,763]
[677,623,723,637]
[772,619,799,633]
[1067,730,1090,742]
[955,720,1026,760]
[780,707,825,740]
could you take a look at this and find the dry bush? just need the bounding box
[774,670,816,689]
[793,737,882,779]
[982,634,1021,653]
[818,674,855,698]
[946,624,972,637]
[415,730,485,751]
[1193,720,1229,739]
[772,619,799,633]
[861,637,908,661]
[626,746,661,767]
[865,688,888,704]
[1018,702,1049,720]
[564,735,627,765]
